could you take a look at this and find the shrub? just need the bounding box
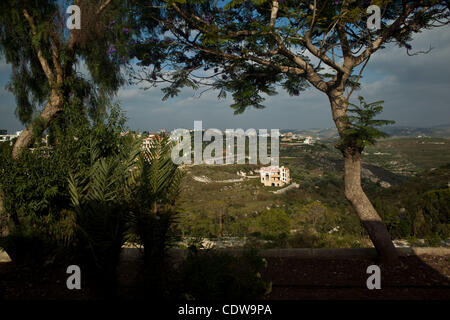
[0,227,57,265]
[0,147,73,266]
[427,234,443,247]
[0,103,130,268]
[255,209,290,239]
[421,189,450,238]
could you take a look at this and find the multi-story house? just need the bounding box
[260,166,291,187]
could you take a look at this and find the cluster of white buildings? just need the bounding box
[0,130,52,149]
[280,132,315,145]
[120,130,170,151]
[303,136,314,145]
[0,130,23,144]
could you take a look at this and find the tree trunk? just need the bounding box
[12,90,62,159]
[328,92,398,263]
[343,148,398,263]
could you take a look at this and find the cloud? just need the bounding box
[0,61,10,74]
[0,27,449,132]
[353,26,450,126]
[115,80,334,131]
[115,26,450,130]
[0,86,23,133]
[367,26,450,84]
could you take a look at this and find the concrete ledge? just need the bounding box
[122,247,450,262]
[2,247,450,264]
[397,247,450,256]
[261,247,450,258]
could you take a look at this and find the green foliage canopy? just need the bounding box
[0,0,131,127]
[129,0,449,114]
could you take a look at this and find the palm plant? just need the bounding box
[67,133,183,298]
[132,135,184,298]
[68,136,141,296]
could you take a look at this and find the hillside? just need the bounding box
[175,137,450,248]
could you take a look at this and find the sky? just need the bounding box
[1,26,449,133]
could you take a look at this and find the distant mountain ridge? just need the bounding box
[280,124,450,139]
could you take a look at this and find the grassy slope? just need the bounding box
[175,138,450,244]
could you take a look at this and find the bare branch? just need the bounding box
[309,0,317,33]
[96,0,112,15]
[170,1,328,92]
[346,56,370,100]
[270,34,329,92]
[269,1,280,28]
[50,34,64,85]
[353,4,430,66]
[336,23,352,67]
[304,34,347,74]
[406,44,434,56]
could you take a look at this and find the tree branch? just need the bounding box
[23,9,55,85]
[96,0,112,15]
[68,0,113,52]
[269,1,279,28]
[170,2,327,91]
[353,4,429,66]
[50,32,64,85]
[407,44,433,56]
[304,33,347,74]
[346,56,370,100]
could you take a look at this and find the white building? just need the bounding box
[142,134,162,151]
[303,136,314,145]
[0,130,23,144]
[260,166,291,187]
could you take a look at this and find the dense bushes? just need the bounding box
[130,137,183,299]
[373,173,450,243]
[255,209,291,239]
[421,188,450,237]
[287,231,371,248]
[0,103,182,297]
[1,121,273,300]
[0,104,130,266]
[0,227,58,265]
[0,147,75,265]
[0,102,197,299]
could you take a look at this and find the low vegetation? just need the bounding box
[176,138,450,248]
[0,104,271,299]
